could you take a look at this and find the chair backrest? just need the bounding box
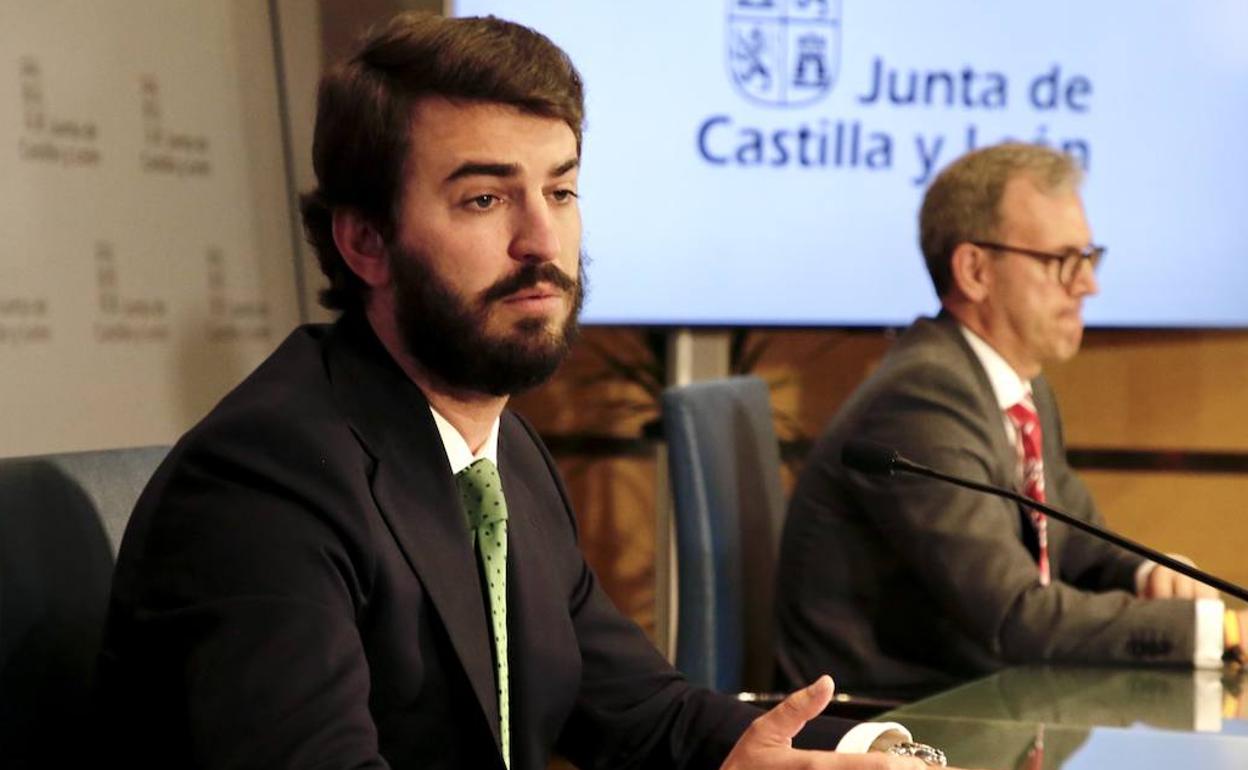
[662,376,785,693]
[0,445,167,768]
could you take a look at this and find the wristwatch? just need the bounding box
[886,741,948,766]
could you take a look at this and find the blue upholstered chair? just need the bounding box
[662,376,784,695]
[0,445,167,768]
[662,378,903,718]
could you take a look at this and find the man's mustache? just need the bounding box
[481,263,578,305]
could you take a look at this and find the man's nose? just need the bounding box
[509,198,561,264]
[1069,258,1099,297]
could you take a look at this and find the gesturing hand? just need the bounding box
[719,676,961,769]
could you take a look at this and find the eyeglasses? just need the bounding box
[971,241,1106,288]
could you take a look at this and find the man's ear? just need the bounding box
[948,242,992,303]
[332,208,390,289]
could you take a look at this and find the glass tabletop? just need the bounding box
[878,665,1248,769]
[891,714,1248,770]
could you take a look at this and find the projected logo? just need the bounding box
[727,0,841,108]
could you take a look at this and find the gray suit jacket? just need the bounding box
[775,314,1197,699]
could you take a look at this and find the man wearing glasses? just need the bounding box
[775,142,1247,700]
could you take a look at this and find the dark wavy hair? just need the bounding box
[299,12,585,312]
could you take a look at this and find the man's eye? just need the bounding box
[468,195,499,210]
[551,189,579,203]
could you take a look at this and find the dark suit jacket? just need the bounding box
[97,316,852,769]
[775,314,1196,699]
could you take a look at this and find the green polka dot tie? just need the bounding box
[456,458,510,768]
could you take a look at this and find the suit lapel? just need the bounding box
[496,417,580,760]
[323,317,501,746]
[929,314,1019,486]
[922,315,1026,545]
[934,314,1059,559]
[368,431,502,742]
[498,420,565,637]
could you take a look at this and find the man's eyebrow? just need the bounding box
[444,162,518,184]
[550,158,579,177]
[442,157,579,184]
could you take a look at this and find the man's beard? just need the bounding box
[390,245,585,396]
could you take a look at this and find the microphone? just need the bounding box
[841,439,927,476]
[841,439,1248,603]
[840,440,901,476]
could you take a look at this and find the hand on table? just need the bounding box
[1140,564,1219,600]
[719,675,971,769]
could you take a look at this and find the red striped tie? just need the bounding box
[1006,397,1050,586]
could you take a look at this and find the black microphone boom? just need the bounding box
[841,439,1248,604]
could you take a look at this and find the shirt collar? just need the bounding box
[958,324,1031,410]
[429,405,500,474]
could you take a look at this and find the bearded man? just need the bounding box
[95,12,952,770]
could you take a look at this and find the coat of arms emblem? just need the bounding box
[727,0,841,108]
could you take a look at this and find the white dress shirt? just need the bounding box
[430,405,499,473]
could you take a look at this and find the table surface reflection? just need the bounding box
[878,665,1248,769]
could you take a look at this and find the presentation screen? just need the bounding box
[450,1,1248,328]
